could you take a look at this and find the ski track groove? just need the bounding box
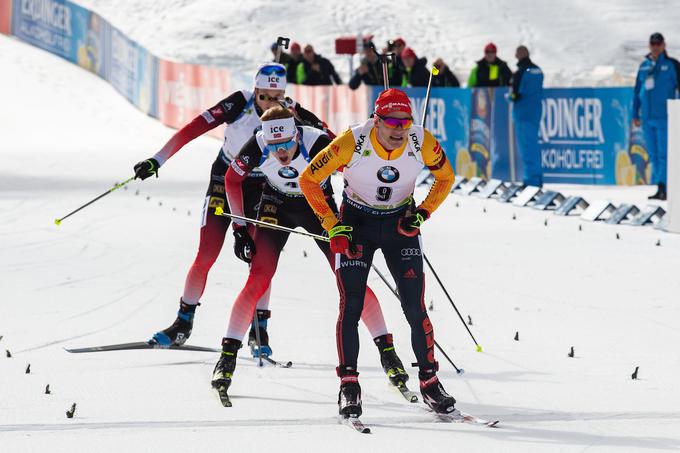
[13,293,160,353]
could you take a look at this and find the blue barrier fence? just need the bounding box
[369,86,649,185]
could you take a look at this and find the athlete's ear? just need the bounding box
[373,116,380,127]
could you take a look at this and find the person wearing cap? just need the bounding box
[467,42,512,88]
[633,32,680,200]
[211,106,409,399]
[286,42,302,84]
[299,88,456,418]
[348,41,403,90]
[296,44,342,86]
[431,58,460,88]
[400,47,430,87]
[507,45,544,187]
[132,63,330,357]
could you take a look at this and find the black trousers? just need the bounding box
[335,203,436,374]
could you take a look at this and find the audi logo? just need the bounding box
[401,248,422,256]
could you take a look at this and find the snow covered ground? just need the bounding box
[74,0,680,86]
[2,32,680,453]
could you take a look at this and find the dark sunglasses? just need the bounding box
[650,42,664,47]
[257,65,286,76]
[377,114,413,129]
[258,94,283,102]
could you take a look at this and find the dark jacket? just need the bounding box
[633,51,680,120]
[272,52,299,84]
[431,66,460,88]
[286,56,302,84]
[401,57,430,87]
[467,57,513,87]
[296,54,342,86]
[348,58,403,90]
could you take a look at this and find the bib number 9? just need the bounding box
[376,186,392,202]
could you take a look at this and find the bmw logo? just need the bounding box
[278,166,299,179]
[377,166,400,183]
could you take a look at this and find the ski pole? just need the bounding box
[421,65,440,125]
[370,264,464,374]
[414,64,481,352]
[275,36,290,64]
[423,254,482,352]
[54,177,135,225]
[215,208,330,242]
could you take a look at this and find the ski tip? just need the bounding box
[410,395,419,403]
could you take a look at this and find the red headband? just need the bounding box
[374,88,412,116]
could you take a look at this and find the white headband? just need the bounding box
[254,65,287,90]
[262,117,297,141]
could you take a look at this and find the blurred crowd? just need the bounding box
[269,36,521,90]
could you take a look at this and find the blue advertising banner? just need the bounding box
[367,86,470,168]
[536,88,639,185]
[12,0,90,63]
[105,26,158,117]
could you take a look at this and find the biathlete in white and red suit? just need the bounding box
[300,88,457,417]
[210,106,410,395]
[132,63,330,356]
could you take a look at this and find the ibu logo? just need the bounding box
[377,166,400,183]
[278,166,299,179]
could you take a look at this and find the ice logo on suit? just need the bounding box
[278,167,299,179]
[377,166,400,183]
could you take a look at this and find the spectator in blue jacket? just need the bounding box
[508,45,544,187]
[633,32,680,200]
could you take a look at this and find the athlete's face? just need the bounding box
[374,110,411,150]
[255,88,285,111]
[266,136,298,166]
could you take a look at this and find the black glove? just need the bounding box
[134,158,159,180]
[397,208,430,237]
[233,225,256,263]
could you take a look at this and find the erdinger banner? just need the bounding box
[537,88,645,185]
[11,0,91,63]
[367,86,471,168]
[157,60,234,139]
[106,26,158,117]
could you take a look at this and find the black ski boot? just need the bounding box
[150,299,198,347]
[374,334,409,386]
[337,366,362,418]
[648,183,667,200]
[211,338,241,390]
[247,309,272,357]
[420,370,456,414]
